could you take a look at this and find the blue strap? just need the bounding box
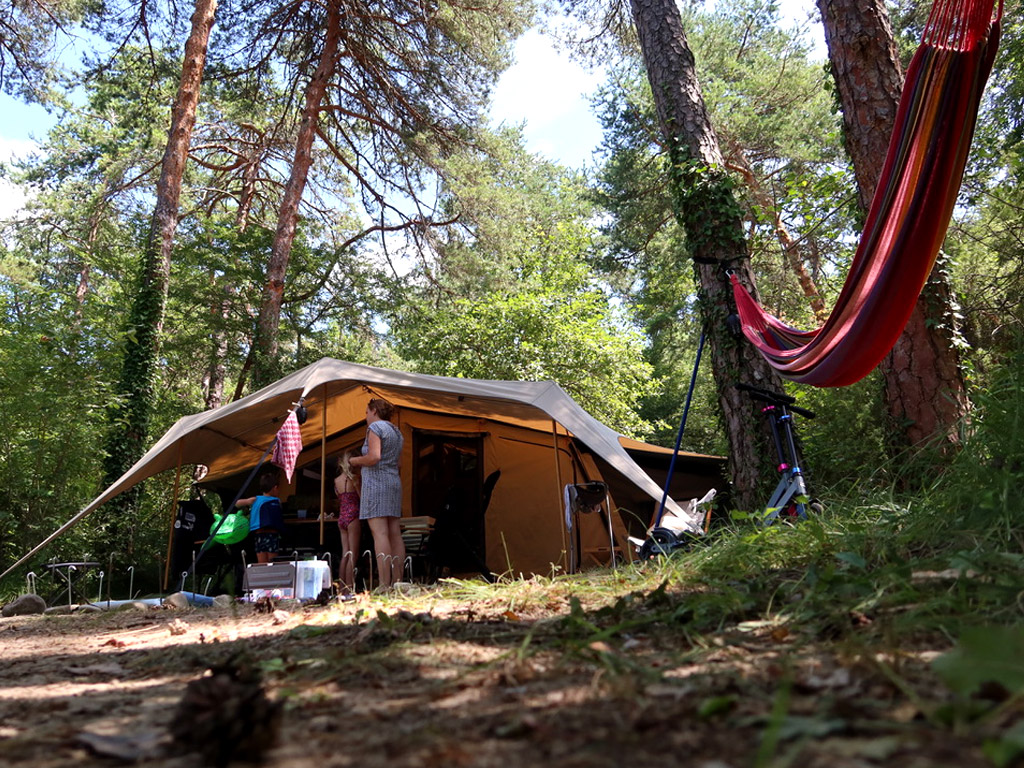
[653,329,706,529]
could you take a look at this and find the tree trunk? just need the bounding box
[817,0,969,452]
[101,0,217,501]
[200,127,266,411]
[630,0,789,511]
[251,0,343,389]
[203,282,231,411]
[236,124,269,232]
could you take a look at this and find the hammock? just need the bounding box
[730,0,1002,387]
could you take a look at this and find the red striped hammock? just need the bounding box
[730,0,1003,387]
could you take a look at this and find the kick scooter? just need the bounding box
[738,383,821,523]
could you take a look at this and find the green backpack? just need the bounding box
[210,511,249,545]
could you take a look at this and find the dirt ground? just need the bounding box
[0,586,999,768]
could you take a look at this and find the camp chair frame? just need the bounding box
[564,482,616,573]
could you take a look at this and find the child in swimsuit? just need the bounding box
[334,451,361,593]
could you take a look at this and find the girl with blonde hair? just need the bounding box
[334,450,361,593]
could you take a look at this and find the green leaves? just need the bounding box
[933,626,1024,698]
[834,551,867,571]
[396,136,658,436]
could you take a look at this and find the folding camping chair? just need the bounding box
[563,482,617,573]
[242,562,297,600]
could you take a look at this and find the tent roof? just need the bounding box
[2,358,723,578]
[618,436,713,459]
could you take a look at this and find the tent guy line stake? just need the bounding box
[363,550,373,593]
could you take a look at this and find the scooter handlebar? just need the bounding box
[737,383,816,419]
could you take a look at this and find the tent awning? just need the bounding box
[2,359,724,579]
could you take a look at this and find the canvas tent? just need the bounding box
[2,359,725,582]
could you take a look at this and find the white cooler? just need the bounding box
[294,560,332,600]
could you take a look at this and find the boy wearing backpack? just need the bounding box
[236,469,285,564]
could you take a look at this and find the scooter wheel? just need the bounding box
[639,528,687,560]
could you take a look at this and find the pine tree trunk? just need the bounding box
[817,0,969,451]
[251,0,343,389]
[630,0,789,511]
[203,285,231,411]
[102,0,217,498]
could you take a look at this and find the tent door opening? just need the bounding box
[413,431,490,578]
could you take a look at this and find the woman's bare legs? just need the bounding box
[387,517,406,585]
[368,517,407,588]
[368,517,395,588]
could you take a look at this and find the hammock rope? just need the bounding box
[730,0,1002,387]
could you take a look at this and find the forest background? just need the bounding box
[0,0,1021,600]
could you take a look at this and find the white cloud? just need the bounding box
[0,180,29,219]
[491,5,823,169]
[0,136,37,218]
[492,31,603,126]
[490,29,606,168]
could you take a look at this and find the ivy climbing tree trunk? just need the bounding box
[101,0,217,524]
[250,0,343,390]
[818,0,970,453]
[629,0,789,512]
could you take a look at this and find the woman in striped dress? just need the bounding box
[349,398,405,588]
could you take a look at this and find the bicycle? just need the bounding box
[737,383,822,524]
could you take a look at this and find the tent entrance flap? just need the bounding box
[413,431,489,577]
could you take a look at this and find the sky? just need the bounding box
[488,0,824,169]
[0,1,823,216]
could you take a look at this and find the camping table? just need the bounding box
[284,518,341,552]
[44,561,100,607]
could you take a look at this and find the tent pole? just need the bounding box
[551,420,568,573]
[605,489,616,570]
[319,384,327,547]
[162,441,185,591]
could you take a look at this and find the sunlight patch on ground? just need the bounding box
[0,675,180,703]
